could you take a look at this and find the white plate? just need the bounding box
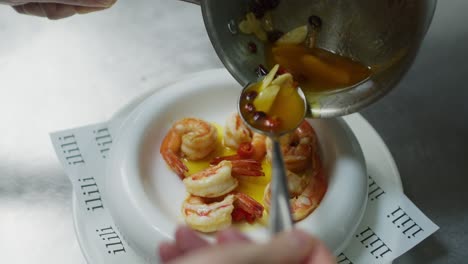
[73,69,402,264]
[104,69,367,261]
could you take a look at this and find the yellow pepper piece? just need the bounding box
[259,64,279,92]
[254,84,281,113]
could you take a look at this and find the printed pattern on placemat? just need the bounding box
[79,176,104,212]
[337,253,353,264]
[96,226,127,255]
[368,175,385,201]
[387,207,424,239]
[59,134,85,165]
[94,127,113,159]
[356,227,392,260]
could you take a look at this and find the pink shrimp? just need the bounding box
[160,118,218,178]
[264,152,326,221]
[267,121,318,173]
[182,192,264,233]
[183,160,264,198]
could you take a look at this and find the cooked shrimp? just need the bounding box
[232,192,264,223]
[183,160,264,198]
[183,195,235,233]
[286,170,311,197]
[281,121,318,173]
[182,193,264,233]
[266,121,318,173]
[224,113,252,149]
[289,170,327,221]
[251,132,267,161]
[160,118,218,178]
[263,164,327,221]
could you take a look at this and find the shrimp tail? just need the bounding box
[210,155,240,165]
[160,129,188,179]
[231,160,264,177]
[234,193,264,222]
[251,133,267,161]
[162,150,188,179]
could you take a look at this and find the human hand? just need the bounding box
[159,226,336,264]
[2,0,116,19]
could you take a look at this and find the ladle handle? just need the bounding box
[179,0,200,5]
[269,139,294,234]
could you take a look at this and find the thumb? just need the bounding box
[253,229,336,264]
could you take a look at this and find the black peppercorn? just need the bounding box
[247,42,258,53]
[244,103,256,113]
[253,111,267,122]
[262,0,280,9]
[245,91,258,101]
[250,2,266,18]
[267,30,284,43]
[308,15,322,30]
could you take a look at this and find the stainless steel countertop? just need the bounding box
[0,1,466,263]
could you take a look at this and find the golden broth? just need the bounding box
[266,44,371,93]
[182,124,271,206]
[240,83,305,133]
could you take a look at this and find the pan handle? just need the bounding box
[179,0,201,5]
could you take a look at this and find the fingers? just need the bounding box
[13,3,46,17]
[169,229,335,264]
[160,227,251,263]
[41,3,76,19]
[12,3,110,19]
[13,3,75,19]
[158,226,210,264]
[174,226,209,253]
[73,6,107,14]
[61,0,116,7]
[248,229,323,264]
[11,0,116,8]
[216,228,251,244]
[305,241,336,264]
[159,242,181,264]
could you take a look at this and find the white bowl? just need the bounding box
[105,69,368,262]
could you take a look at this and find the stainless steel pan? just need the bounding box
[181,0,437,118]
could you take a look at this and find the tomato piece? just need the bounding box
[277,66,288,75]
[245,213,256,224]
[237,142,254,159]
[232,208,247,222]
[210,155,240,165]
[232,208,259,224]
